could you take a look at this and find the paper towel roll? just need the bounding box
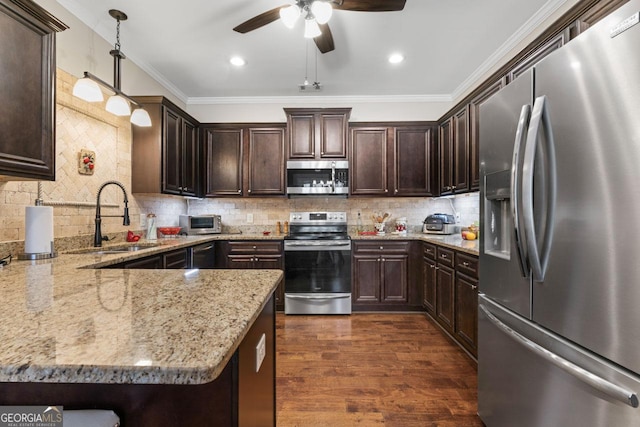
[25,206,54,254]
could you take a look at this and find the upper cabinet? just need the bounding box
[285,108,351,160]
[202,124,286,197]
[0,0,67,181]
[350,123,437,197]
[131,96,200,197]
[439,108,469,196]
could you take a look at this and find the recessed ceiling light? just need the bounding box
[230,56,246,67]
[388,53,404,64]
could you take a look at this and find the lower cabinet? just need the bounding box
[352,241,410,310]
[223,241,285,311]
[422,242,479,358]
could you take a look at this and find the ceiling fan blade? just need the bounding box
[333,0,406,12]
[233,5,289,34]
[314,23,335,54]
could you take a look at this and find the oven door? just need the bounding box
[284,240,351,314]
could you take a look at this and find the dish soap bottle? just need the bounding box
[356,212,363,234]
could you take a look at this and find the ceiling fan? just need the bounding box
[233,0,406,54]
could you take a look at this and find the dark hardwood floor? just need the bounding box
[276,313,483,426]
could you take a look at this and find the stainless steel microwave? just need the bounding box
[286,160,349,195]
[179,214,222,235]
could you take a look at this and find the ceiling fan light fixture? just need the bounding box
[304,18,321,38]
[280,4,301,29]
[311,1,332,24]
[105,95,131,116]
[72,77,104,102]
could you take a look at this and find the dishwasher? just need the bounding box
[190,242,216,269]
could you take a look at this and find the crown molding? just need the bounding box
[187,94,452,105]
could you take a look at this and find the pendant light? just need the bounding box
[72,9,151,127]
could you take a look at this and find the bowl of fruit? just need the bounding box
[157,226,182,237]
[461,224,479,241]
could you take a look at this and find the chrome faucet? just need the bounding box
[94,180,131,247]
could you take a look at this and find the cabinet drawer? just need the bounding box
[228,241,283,254]
[353,241,410,254]
[456,253,479,278]
[436,247,455,268]
[423,243,437,260]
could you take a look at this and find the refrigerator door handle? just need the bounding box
[522,95,557,282]
[479,303,639,408]
[511,104,531,278]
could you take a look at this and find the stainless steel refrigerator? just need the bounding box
[478,2,640,425]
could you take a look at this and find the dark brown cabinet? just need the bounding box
[0,0,66,181]
[422,243,437,314]
[352,241,409,309]
[350,124,437,197]
[223,241,285,310]
[131,96,200,196]
[121,255,163,269]
[162,248,190,269]
[435,247,456,334]
[202,124,285,197]
[439,107,469,196]
[285,108,351,159]
[455,252,479,357]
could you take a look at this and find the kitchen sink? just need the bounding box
[65,243,160,255]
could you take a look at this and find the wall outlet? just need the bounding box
[255,333,266,373]
[140,214,147,228]
[246,213,254,223]
[455,212,461,223]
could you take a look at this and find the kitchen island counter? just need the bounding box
[0,262,281,384]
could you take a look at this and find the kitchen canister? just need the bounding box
[395,217,407,234]
[147,213,157,240]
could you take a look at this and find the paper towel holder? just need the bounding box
[18,199,58,260]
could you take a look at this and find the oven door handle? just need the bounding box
[285,294,351,300]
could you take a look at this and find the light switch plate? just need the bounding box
[255,333,266,373]
[140,214,147,228]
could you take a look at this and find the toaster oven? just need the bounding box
[179,214,222,235]
[423,213,457,234]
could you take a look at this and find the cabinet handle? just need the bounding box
[384,189,388,193]
[237,189,242,193]
[381,258,386,262]
[471,285,478,290]
[321,151,324,155]
[463,261,469,266]
[452,185,457,190]
[394,189,398,193]
[435,266,440,270]
[379,246,384,250]
[312,152,315,156]
[441,254,447,258]
[378,258,381,262]
[248,189,252,193]
[253,246,257,250]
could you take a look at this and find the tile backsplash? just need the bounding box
[0,69,478,255]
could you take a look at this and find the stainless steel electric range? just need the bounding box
[284,211,351,314]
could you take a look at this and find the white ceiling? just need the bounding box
[57,0,560,104]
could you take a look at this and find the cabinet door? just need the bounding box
[254,255,283,270]
[247,128,285,196]
[436,264,455,334]
[394,127,437,196]
[287,113,315,159]
[381,255,408,303]
[163,108,182,194]
[350,127,388,195]
[453,106,469,193]
[469,79,505,191]
[439,118,454,195]
[353,255,381,303]
[204,128,243,196]
[226,255,255,269]
[423,256,437,314]
[163,249,190,269]
[181,118,199,196]
[455,273,478,356]
[124,255,163,269]
[319,112,348,158]
[0,1,65,181]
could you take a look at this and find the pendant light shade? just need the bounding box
[304,18,321,38]
[311,1,332,24]
[71,10,151,127]
[130,108,152,127]
[280,4,301,28]
[72,77,104,102]
[106,95,131,116]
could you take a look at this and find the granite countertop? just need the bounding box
[350,232,479,255]
[0,235,282,385]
